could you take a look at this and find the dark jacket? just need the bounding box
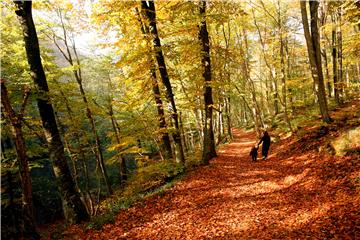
[258,132,271,149]
[250,146,258,156]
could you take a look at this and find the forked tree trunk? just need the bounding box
[53,9,112,195]
[199,0,217,165]
[1,80,39,239]
[141,0,185,164]
[13,1,89,223]
[300,0,332,123]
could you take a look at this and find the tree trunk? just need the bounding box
[225,97,233,140]
[252,9,279,117]
[243,27,264,134]
[1,80,39,239]
[13,1,89,223]
[331,12,340,104]
[221,23,233,141]
[54,112,81,193]
[52,79,94,215]
[179,112,189,152]
[141,0,185,164]
[53,9,113,195]
[337,10,344,102]
[278,0,293,132]
[108,97,127,182]
[198,0,217,165]
[300,0,332,123]
[136,7,173,160]
[321,48,332,98]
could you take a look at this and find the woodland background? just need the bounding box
[1,0,359,239]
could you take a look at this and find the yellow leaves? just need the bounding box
[108,136,136,150]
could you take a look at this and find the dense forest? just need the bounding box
[1,0,359,239]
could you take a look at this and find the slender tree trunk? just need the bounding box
[300,0,331,123]
[1,80,39,239]
[52,80,93,215]
[225,97,233,140]
[53,10,112,195]
[195,108,204,149]
[179,112,189,152]
[337,10,344,102]
[54,112,81,193]
[244,28,264,133]
[319,1,332,98]
[141,0,185,164]
[331,13,340,104]
[321,49,332,97]
[221,22,232,141]
[108,99,127,182]
[252,9,279,116]
[278,0,293,132]
[217,102,223,145]
[136,7,173,160]
[13,1,89,223]
[76,69,112,196]
[198,0,217,164]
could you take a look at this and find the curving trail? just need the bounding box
[78,129,358,239]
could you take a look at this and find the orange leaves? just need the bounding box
[60,127,360,239]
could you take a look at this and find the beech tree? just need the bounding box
[141,0,185,164]
[47,6,113,195]
[2,0,359,233]
[13,0,89,223]
[1,80,39,239]
[135,6,173,160]
[300,0,332,123]
[199,0,217,164]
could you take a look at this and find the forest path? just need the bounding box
[80,129,358,239]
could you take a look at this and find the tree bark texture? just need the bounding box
[136,7,173,160]
[337,10,344,101]
[13,1,89,223]
[141,0,185,164]
[1,80,40,239]
[199,0,217,164]
[300,0,331,123]
[331,12,341,104]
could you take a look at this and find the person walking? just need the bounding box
[250,145,258,162]
[258,131,271,160]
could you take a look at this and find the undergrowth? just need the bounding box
[87,153,203,230]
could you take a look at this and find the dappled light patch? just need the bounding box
[65,128,359,239]
[332,126,360,156]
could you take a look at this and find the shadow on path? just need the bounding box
[83,129,359,239]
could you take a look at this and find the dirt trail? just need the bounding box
[78,129,358,239]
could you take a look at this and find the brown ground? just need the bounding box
[64,124,359,239]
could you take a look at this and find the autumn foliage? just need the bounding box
[56,103,360,240]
